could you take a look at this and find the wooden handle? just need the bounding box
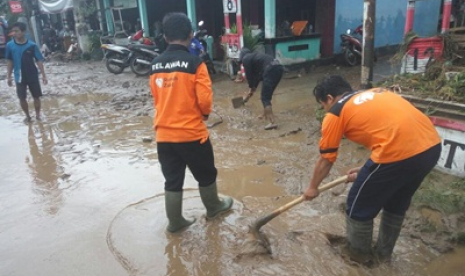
[252,175,349,231]
[274,175,348,214]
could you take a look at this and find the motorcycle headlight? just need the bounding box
[346,29,351,35]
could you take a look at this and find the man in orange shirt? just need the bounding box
[304,75,441,263]
[149,13,233,233]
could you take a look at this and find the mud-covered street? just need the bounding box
[0,58,464,276]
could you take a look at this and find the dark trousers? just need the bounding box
[346,143,441,220]
[261,64,284,107]
[157,138,217,192]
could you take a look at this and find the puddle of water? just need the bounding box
[422,246,465,276]
[1,62,464,276]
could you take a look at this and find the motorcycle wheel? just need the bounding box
[105,53,125,74]
[130,54,155,77]
[344,48,358,66]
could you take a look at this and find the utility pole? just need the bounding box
[361,0,376,89]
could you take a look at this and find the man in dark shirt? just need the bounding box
[239,48,284,130]
[41,23,56,52]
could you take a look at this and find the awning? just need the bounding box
[39,0,73,14]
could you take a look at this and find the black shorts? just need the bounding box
[16,82,43,100]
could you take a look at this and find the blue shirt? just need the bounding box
[5,39,44,84]
[189,38,204,56]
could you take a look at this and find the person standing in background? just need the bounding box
[6,22,48,123]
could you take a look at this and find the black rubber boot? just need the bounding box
[346,214,374,264]
[199,182,233,219]
[165,191,196,233]
[375,211,404,262]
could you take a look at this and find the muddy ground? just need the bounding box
[0,57,464,276]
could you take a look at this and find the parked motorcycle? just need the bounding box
[100,29,155,75]
[340,25,363,66]
[101,43,133,74]
[130,29,155,46]
[195,21,216,75]
[129,44,160,76]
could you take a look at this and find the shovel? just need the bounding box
[231,96,246,109]
[231,92,253,109]
[243,175,349,254]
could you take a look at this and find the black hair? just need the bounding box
[162,13,192,42]
[12,22,27,32]
[313,75,353,103]
[239,47,251,63]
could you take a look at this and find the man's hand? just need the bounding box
[7,77,13,87]
[243,89,255,103]
[347,166,362,182]
[202,115,209,121]
[42,75,48,85]
[303,186,319,200]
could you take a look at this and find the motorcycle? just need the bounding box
[100,30,153,75]
[195,21,216,75]
[101,43,133,74]
[340,25,363,66]
[129,43,160,76]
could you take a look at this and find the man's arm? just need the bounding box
[36,61,48,85]
[242,57,258,89]
[303,156,333,200]
[195,63,212,118]
[6,60,13,87]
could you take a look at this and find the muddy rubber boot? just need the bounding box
[263,106,278,130]
[346,214,374,265]
[199,182,234,219]
[165,191,196,233]
[374,211,404,262]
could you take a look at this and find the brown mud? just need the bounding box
[0,58,463,276]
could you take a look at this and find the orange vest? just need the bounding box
[320,88,441,163]
[149,44,212,143]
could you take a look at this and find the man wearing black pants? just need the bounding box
[304,75,441,263]
[149,13,233,233]
[239,48,284,130]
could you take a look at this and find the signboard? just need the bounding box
[432,117,465,178]
[221,33,241,59]
[9,1,23,14]
[223,0,237,14]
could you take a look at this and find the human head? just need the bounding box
[162,13,193,44]
[10,22,27,40]
[313,75,353,111]
[313,75,353,103]
[239,47,251,63]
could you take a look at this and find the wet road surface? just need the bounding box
[0,59,464,276]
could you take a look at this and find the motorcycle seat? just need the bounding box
[129,44,158,51]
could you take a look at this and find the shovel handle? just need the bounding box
[274,175,349,214]
[252,175,349,231]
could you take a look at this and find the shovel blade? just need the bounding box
[231,96,245,109]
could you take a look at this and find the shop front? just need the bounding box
[234,0,335,66]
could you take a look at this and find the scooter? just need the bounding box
[129,43,160,76]
[101,43,133,74]
[100,30,153,75]
[195,21,216,75]
[340,25,363,66]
